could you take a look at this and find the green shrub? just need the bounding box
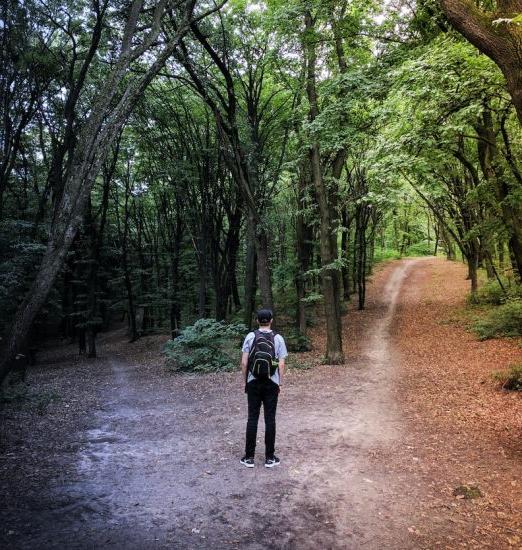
[473,300,522,340]
[492,364,522,391]
[405,241,434,257]
[284,328,312,352]
[473,280,507,306]
[0,383,60,414]
[164,318,247,373]
[0,381,29,403]
[373,248,401,263]
[472,279,522,306]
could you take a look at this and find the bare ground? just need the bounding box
[0,258,520,549]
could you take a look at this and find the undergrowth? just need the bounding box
[473,300,522,340]
[472,278,522,306]
[492,364,522,391]
[284,328,311,352]
[467,279,522,340]
[0,382,61,415]
[164,318,247,373]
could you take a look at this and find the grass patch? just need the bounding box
[0,382,61,415]
[373,248,402,263]
[473,300,522,340]
[452,485,483,499]
[405,241,434,257]
[471,278,522,307]
[287,358,314,371]
[492,364,522,391]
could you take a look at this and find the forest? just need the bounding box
[1,0,521,375]
[0,1,521,548]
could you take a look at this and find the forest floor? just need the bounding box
[0,257,521,549]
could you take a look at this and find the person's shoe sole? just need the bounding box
[240,459,255,468]
[265,461,280,468]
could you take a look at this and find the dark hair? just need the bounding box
[256,309,273,324]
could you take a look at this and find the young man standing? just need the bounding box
[240,309,288,468]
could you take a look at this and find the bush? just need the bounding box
[0,383,60,414]
[405,241,433,257]
[492,364,522,391]
[164,318,247,373]
[284,328,312,352]
[472,279,522,306]
[373,248,401,263]
[473,300,522,340]
[473,280,508,306]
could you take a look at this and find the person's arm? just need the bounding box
[275,334,288,389]
[240,352,249,378]
[240,333,254,390]
[278,358,285,387]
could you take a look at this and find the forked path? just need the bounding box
[4,258,499,549]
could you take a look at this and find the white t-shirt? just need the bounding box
[242,329,288,385]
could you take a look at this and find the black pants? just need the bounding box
[245,379,279,458]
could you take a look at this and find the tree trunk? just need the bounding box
[197,231,209,318]
[256,228,274,312]
[434,222,440,256]
[439,0,522,124]
[498,238,505,269]
[475,106,522,280]
[243,212,257,329]
[341,207,351,301]
[169,207,183,339]
[304,11,343,364]
[226,198,242,314]
[86,163,111,358]
[467,249,479,301]
[295,167,312,334]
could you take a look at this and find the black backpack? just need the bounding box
[248,330,277,380]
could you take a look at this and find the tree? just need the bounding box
[173,6,293,326]
[302,9,344,363]
[0,0,225,384]
[439,0,522,123]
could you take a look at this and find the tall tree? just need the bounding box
[0,0,225,383]
[439,0,522,123]
[303,9,344,363]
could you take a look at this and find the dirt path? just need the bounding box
[1,258,520,549]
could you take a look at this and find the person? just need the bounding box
[240,309,288,468]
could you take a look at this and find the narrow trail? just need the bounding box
[5,258,517,549]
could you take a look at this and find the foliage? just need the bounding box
[0,382,61,415]
[373,248,402,263]
[473,301,522,340]
[452,485,483,499]
[473,280,507,306]
[492,364,522,392]
[1,0,521,369]
[287,359,314,371]
[164,319,247,373]
[473,279,522,306]
[405,241,434,257]
[283,328,312,352]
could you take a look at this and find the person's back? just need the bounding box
[240,309,287,468]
